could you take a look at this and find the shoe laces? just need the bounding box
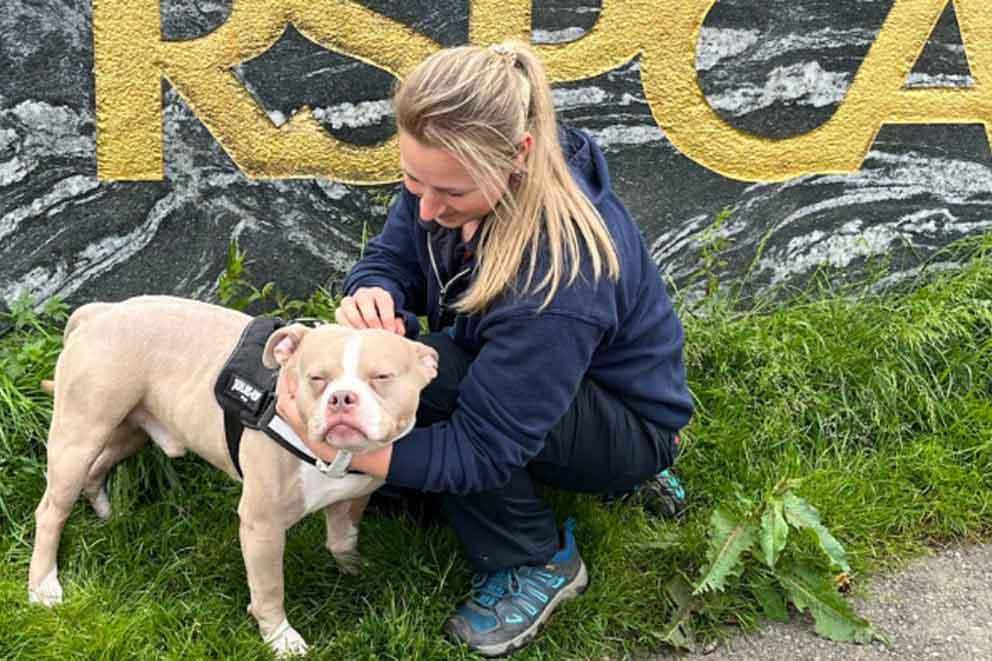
[470,568,521,609]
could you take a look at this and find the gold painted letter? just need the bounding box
[639,0,992,182]
[94,0,438,181]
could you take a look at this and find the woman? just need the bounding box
[280,40,693,656]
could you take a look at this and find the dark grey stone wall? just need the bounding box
[1,1,989,309]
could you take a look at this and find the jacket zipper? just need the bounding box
[427,232,472,311]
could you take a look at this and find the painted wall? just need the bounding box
[2,1,990,308]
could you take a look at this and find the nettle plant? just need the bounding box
[662,479,882,649]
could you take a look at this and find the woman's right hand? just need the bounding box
[335,287,407,335]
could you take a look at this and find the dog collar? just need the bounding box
[264,413,353,478]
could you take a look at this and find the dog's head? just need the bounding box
[262,324,438,452]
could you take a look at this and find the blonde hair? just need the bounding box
[392,40,620,313]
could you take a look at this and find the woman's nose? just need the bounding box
[419,189,444,220]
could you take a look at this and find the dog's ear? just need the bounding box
[263,324,310,368]
[411,341,439,383]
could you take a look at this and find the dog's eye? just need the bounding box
[309,375,326,384]
[372,373,395,382]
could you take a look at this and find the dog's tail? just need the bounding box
[41,379,55,395]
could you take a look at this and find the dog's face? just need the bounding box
[263,324,438,452]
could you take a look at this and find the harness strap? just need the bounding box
[229,407,353,478]
[262,414,320,464]
[215,317,284,478]
[224,408,246,477]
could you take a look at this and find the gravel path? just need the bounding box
[675,544,992,661]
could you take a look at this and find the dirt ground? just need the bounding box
[669,543,992,661]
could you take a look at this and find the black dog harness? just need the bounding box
[214,317,348,478]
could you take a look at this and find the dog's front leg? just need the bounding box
[239,515,306,656]
[324,494,371,575]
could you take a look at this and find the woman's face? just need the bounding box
[398,131,504,231]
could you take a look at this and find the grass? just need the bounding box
[2,236,992,658]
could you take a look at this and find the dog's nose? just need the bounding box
[328,390,359,411]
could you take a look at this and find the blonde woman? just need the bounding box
[279,40,693,656]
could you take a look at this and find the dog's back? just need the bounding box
[50,297,253,470]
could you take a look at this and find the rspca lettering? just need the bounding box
[93,0,992,183]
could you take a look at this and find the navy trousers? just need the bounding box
[383,332,678,574]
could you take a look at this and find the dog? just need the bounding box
[27,295,437,655]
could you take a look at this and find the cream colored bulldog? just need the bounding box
[27,295,437,655]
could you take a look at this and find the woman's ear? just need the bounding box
[514,132,534,171]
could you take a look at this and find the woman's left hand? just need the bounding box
[274,371,338,463]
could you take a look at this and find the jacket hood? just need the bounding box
[561,125,611,205]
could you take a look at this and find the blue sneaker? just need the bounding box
[606,467,688,518]
[445,519,589,657]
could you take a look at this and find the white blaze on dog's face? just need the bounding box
[263,324,438,452]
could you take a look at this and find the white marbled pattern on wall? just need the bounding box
[1,0,990,312]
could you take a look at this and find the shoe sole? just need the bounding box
[471,559,590,658]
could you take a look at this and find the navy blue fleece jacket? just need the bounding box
[343,126,693,495]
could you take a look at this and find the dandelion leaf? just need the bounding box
[694,507,757,594]
[777,562,877,643]
[759,498,789,568]
[751,576,790,623]
[657,575,696,650]
[782,492,850,572]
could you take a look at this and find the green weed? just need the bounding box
[217,238,337,321]
[0,295,67,534]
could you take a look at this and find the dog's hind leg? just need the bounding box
[81,422,148,521]
[324,494,371,575]
[28,418,112,607]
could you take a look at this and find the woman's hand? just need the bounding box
[274,370,338,463]
[335,287,406,334]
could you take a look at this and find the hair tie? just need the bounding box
[488,43,518,68]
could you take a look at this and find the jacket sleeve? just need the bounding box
[386,310,606,495]
[342,189,427,328]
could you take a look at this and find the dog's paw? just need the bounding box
[28,569,63,607]
[332,548,364,576]
[264,619,309,657]
[88,487,112,521]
